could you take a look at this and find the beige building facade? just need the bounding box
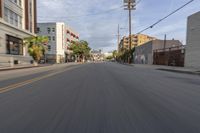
[119,34,156,52]
[37,22,79,63]
[0,0,37,67]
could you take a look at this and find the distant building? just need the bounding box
[37,22,79,63]
[119,34,156,52]
[134,39,183,66]
[91,50,104,61]
[185,11,200,68]
[65,25,79,62]
[0,0,37,67]
[104,52,113,58]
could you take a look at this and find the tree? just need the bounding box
[112,50,118,59]
[69,40,91,62]
[24,36,48,63]
[106,55,113,60]
[116,48,135,63]
[80,40,91,59]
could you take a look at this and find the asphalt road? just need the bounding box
[0,62,200,133]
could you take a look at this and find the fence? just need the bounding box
[153,46,185,67]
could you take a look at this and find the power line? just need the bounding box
[136,0,194,34]
[38,0,142,21]
[38,6,123,19]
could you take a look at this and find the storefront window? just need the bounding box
[6,35,23,55]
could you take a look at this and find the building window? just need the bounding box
[52,28,55,33]
[29,2,32,16]
[48,45,51,51]
[28,1,33,33]
[48,36,51,41]
[19,0,21,6]
[6,35,23,55]
[10,0,21,6]
[52,36,55,41]
[4,8,9,22]
[67,30,70,34]
[4,7,22,28]
[14,13,18,27]
[37,27,40,33]
[47,28,51,33]
[30,22,32,33]
[10,12,14,25]
[19,16,22,28]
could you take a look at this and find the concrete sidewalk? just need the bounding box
[0,64,52,71]
[0,62,81,81]
[0,62,80,72]
[131,64,200,75]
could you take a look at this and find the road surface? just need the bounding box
[0,62,200,133]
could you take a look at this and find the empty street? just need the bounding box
[0,63,199,133]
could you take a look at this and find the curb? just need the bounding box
[0,65,51,72]
[156,68,200,75]
[0,63,81,72]
[116,62,200,76]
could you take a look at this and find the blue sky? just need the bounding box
[37,0,200,52]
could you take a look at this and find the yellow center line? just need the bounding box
[0,66,77,94]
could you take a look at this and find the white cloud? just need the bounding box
[37,0,200,52]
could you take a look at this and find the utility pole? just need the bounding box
[124,0,136,64]
[164,34,167,50]
[117,24,120,52]
[163,34,167,65]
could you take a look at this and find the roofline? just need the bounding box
[188,11,200,19]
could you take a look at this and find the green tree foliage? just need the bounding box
[116,48,135,63]
[69,40,91,61]
[24,36,48,62]
[112,50,118,59]
[106,56,113,60]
